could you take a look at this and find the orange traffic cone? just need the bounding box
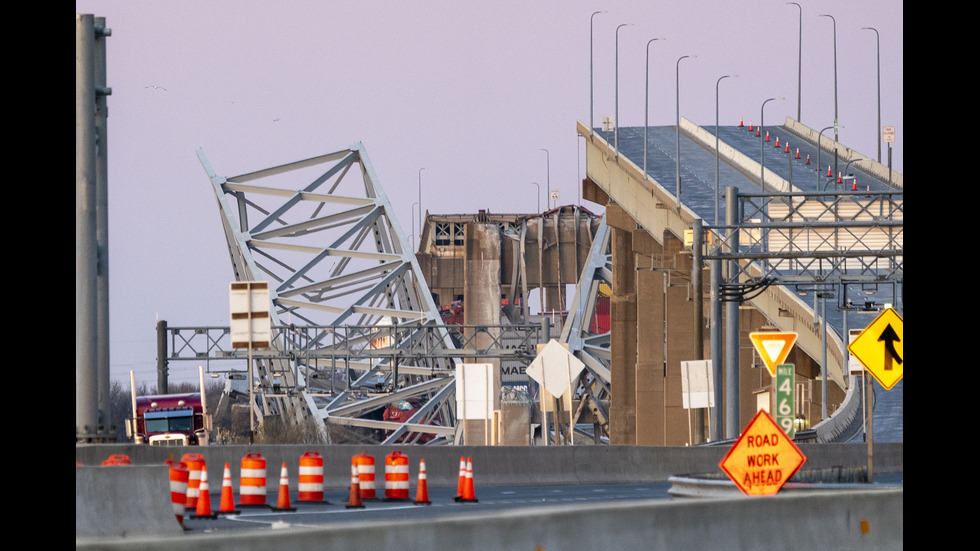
[459,457,478,503]
[749,121,754,131]
[827,165,832,177]
[765,130,770,142]
[346,463,365,509]
[739,117,744,127]
[865,185,871,198]
[806,153,810,165]
[852,180,858,191]
[272,462,296,512]
[414,459,432,505]
[454,456,466,501]
[774,136,780,148]
[795,147,800,159]
[218,462,239,515]
[785,142,790,153]
[193,464,217,519]
[837,171,842,184]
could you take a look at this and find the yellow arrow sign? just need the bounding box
[848,307,903,390]
[749,332,798,377]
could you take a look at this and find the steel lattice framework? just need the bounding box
[706,190,903,301]
[197,144,460,443]
[559,218,612,438]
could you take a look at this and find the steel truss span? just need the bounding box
[197,144,460,444]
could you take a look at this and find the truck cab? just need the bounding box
[129,393,211,446]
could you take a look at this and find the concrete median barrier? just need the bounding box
[77,487,902,551]
[76,465,183,538]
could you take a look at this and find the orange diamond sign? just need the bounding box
[749,331,798,376]
[719,409,807,496]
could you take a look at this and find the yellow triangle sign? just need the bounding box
[749,331,798,376]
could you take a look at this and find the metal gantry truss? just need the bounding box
[165,323,543,443]
[705,190,903,301]
[196,144,464,443]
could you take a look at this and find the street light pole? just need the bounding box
[819,14,839,142]
[615,23,632,158]
[530,182,540,213]
[760,97,782,193]
[817,125,834,189]
[862,26,881,163]
[590,11,606,137]
[787,2,802,121]
[410,201,419,252]
[644,38,664,180]
[418,167,425,236]
[676,55,693,208]
[540,148,550,209]
[715,74,736,226]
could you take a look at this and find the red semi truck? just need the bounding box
[126,371,212,446]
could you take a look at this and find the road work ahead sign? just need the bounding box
[719,410,806,496]
[848,307,903,390]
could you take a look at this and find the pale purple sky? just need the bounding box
[75,1,903,386]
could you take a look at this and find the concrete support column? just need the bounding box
[608,216,636,444]
[634,249,664,445]
[663,233,698,445]
[463,223,502,444]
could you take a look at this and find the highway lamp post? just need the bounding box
[676,55,693,209]
[862,26,882,163]
[411,201,419,252]
[787,2,802,121]
[817,125,834,190]
[615,23,632,158]
[418,167,425,236]
[540,148,551,209]
[715,74,736,226]
[842,158,865,191]
[644,37,664,181]
[819,14,839,142]
[759,97,783,194]
[589,11,606,137]
[530,182,540,213]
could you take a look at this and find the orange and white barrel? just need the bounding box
[165,459,189,525]
[239,453,268,506]
[352,452,376,499]
[384,450,410,501]
[180,453,206,510]
[297,451,324,502]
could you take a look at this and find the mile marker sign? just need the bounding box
[719,409,806,496]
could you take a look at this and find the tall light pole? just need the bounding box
[418,167,425,236]
[540,149,551,209]
[590,11,606,137]
[676,55,693,208]
[715,74,736,226]
[529,182,540,213]
[615,23,632,157]
[819,14,839,142]
[787,2,802,121]
[862,26,881,163]
[410,201,419,252]
[760,97,783,193]
[816,124,837,190]
[644,37,664,180]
